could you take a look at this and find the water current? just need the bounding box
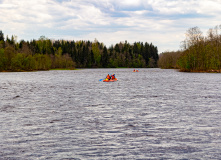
[0,68,221,159]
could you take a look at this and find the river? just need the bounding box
[0,68,221,159]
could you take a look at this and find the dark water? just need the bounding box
[0,68,221,160]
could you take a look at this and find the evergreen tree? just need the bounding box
[0,30,4,42]
[0,30,5,49]
[101,46,109,67]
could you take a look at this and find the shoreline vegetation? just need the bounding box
[158,25,221,73]
[0,30,159,72]
[1,25,221,73]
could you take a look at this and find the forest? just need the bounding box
[158,25,221,72]
[0,30,159,72]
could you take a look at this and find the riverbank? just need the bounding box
[179,68,221,73]
[0,68,77,72]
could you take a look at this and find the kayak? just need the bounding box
[133,70,139,72]
[103,78,118,82]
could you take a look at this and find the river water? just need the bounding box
[0,68,221,160]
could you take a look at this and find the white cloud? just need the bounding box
[0,0,221,53]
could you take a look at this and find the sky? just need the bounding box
[0,0,221,53]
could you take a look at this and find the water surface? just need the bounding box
[0,68,221,159]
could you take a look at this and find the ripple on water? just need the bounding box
[0,69,221,159]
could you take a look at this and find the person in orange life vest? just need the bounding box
[106,74,111,80]
[111,74,115,80]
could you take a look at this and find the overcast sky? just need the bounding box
[1,0,221,53]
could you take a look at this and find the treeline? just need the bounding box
[0,30,159,72]
[158,51,182,69]
[158,25,221,72]
[0,33,75,71]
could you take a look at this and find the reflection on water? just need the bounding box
[0,69,221,159]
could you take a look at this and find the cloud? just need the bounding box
[0,0,221,53]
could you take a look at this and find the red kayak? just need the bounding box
[103,78,118,82]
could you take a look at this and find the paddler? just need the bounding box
[111,74,115,80]
[106,74,111,80]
